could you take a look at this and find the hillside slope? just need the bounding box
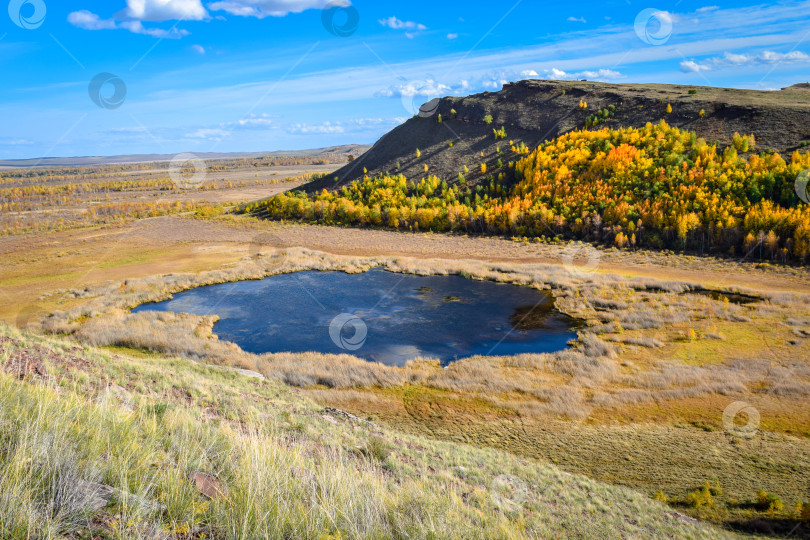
[309,80,810,191]
[0,325,733,538]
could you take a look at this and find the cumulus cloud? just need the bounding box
[67,10,116,30]
[185,128,230,140]
[287,121,345,134]
[681,50,810,72]
[69,0,338,37]
[679,60,711,73]
[379,16,427,31]
[376,68,623,99]
[379,16,426,38]
[192,44,206,54]
[68,9,190,38]
[207,0,345,18]
[567,16,586,23]
[235,113,274,127]
[124,0,208,21]
[120,20,190,38]
[286,117,403,134]
[375,79,453,98]
[541,68,624,81]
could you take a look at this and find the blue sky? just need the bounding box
[1,0,809,159]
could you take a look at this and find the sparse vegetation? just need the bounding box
[0,326,737,539]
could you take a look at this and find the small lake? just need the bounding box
[133,269,578,366]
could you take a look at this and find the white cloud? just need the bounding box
[236,113,274,127]
[286,117,402,134]
[375,79,452,98]
[207,0,344,18]
[379,16,426,31]
[679,60,711,73]
[122,20,190,37]
[67,10,116,30]
[185,128,230,140]
[192,44,206,54]
[447,33,458,40]
[68,9,190,38]
[124,0,208,21]
[681,50,810,72]
[567,16,586,23]
[542,68,624,81]
[696,5,719,12]
[287,121,344,134]
[1,139,34,145]
[374,67,625,100]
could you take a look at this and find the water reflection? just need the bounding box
[134,269,578,366]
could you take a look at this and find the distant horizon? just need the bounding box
[0,144,371,166]
[3,0,810,159]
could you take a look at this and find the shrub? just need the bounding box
[756,490,784,512]
[688,89,697,95]
[483,114,493,125]
[685,485,713,508]
[358,436,393,463]
[666,104,673,114]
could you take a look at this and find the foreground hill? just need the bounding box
[0,325,730,538]
[309,80,810,190]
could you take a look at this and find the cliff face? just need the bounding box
[308,80,810,192]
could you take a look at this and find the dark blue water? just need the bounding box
[133,269,577,366]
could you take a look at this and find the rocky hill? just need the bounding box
[308,80,810,192]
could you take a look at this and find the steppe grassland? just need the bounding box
[2,153,809,535]
[0,325,731,539]
[23,244,810,529]
[0,155,342,236]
